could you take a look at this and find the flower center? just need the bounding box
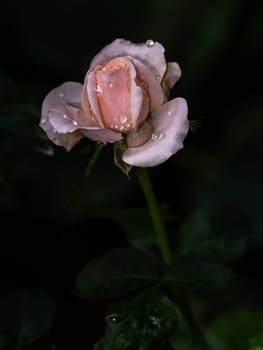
[95,58,133,133]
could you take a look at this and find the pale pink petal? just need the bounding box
[162,62,182,97]
[81,128,123,143]
[40,82,85,150]
[46,105,79,133]
[122,98,189,167]
[41,81,97,133]
[43,104,122,144]
[84,71,105,128]
[41,81,114,149]
[90,38,167,81]
[39,116,83,151]
[128,59,145,129]
[41,82,82,119]
[86,57,147,132]
[129,57,164,112]
[94,57,141,132]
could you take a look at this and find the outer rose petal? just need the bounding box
[162,62,182,98]
[40,116,83,151]
[122,98,189,167]
[41,82,83,119]
[90,38,167,81]
[40,82,85,150]
[129,57,164,112]
[84,71,105,128]
[41,81,122,147]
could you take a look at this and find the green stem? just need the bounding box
[178,292,212,350]
[84,143,103,177]
[137,168,172,266]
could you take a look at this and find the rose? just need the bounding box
[40,39,189,167]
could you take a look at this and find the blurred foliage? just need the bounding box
[248,328,263,350]
[0,288,55,349]
[75,247,160,299]
[170,307,263,350]
[0,0,262,348]
[173,204,249,262]
[206,307,263,350]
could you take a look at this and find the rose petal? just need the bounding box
[44,103,122,144]
[95,57,143,132]
[41,81,97,132]
[90,38,167,81]
[47,105,79,133]
[122,98,189,167]
[81,127,123,143]
[40,82,86,150]
[39,116,83,151]
[130,57,164,112]
[41,81,82,118]
[162,62,182,98]
[84,71,105,128]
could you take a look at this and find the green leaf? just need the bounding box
[105,289,178,350]
[206,307,263,350]
[165,260,234,291]
[0,288,55,348]
[75,247,159,299]
[175,205,249,262]
[114,140,132,176]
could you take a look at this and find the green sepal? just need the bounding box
[114,140,132,176]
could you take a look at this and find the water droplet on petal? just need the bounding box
[41,117,48,125]
[58,92,64,98]
[146,39,155,47]
[158,133,165,140]
[95,85,102,93]
[151,133,158,140]
[108,82,113,88]
[156,75,161,81]
[63,114,69,121]
[119,114,128,124]
[167,111,172,116]
[72,120,78,126]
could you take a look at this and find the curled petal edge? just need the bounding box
[122,98,189,167]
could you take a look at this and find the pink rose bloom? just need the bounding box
[40,39,189,167]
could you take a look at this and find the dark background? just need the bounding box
[0,0,262,348]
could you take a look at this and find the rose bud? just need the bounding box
[40,39,189,167]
